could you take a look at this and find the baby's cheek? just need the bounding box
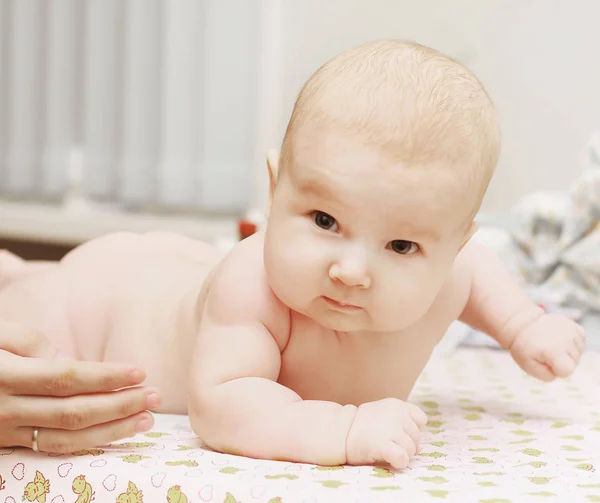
[265,242,311,304]
[269,242,303,278]
[377,277,435,325]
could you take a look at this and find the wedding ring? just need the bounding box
[31,427,40,452]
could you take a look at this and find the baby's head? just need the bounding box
[264,40,500,333]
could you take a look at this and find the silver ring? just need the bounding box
[31,427,40,452]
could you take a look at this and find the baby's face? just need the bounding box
[264,128,477,333]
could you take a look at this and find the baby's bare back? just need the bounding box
[0,232,221,413]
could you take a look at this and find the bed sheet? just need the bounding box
[1,348,598,503]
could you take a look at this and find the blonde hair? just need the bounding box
[281,40,500,200]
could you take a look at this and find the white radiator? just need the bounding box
[0,0,271,214]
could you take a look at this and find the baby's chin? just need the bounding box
[294,303,372,333]
[312,315,364,332]
[301,303,416,333]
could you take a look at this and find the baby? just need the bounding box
[0,40,585,469]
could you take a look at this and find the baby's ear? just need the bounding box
[266,149,280,218]
[459,221,478,251]
[267,149,280,199]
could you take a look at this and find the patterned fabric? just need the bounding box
[509,131,600,320]
[1,348,598,502]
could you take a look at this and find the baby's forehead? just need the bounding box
[288,129,464,188]
[282,40,499,203]
[288,151,473,228]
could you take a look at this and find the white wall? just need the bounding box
[257,0,600,215]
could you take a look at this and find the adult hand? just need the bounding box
[0,320,162,453]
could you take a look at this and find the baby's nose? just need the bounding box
[328,253,371,289]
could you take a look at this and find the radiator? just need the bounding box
[0,0,266,214]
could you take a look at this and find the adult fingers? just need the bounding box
[0,353,146,396]
[12,411,155,453]
[11,386,162,430]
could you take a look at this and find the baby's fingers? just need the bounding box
[574,334,585,354]
[393,430,418,459]
[400,419,421,454]
[407,403,428,430]
[549,352,577,379]
[519,356,556,382]
[567,341,583,365]
[382,441,410,470]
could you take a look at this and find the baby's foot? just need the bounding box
[0,250,26,279]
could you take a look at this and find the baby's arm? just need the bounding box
[458,240,543,349]
[458,240,584,379]
[188,256,356,465]
[189,246,425,468]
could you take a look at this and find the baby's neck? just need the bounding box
[333,328,404,345]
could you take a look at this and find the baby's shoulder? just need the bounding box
[202,233,290,347]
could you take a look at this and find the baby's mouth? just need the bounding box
[322,296,362,311]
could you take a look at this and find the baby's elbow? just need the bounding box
[190,402,245,459]
[188,390,212,441]
[188,389,231,453]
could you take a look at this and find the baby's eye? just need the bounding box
[387,240,419,255]
[312,211,338,231]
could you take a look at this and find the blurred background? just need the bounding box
[1,0,599,259]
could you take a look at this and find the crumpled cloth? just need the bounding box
[460,132,600,350]
[508,131,600,321]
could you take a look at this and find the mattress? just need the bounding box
[1,347,598,503]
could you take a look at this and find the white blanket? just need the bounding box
[1,348,598,502]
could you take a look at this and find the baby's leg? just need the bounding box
[0,252,74,357]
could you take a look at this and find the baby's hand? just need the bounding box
[510,313,585,382]
[346,398,427,469]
